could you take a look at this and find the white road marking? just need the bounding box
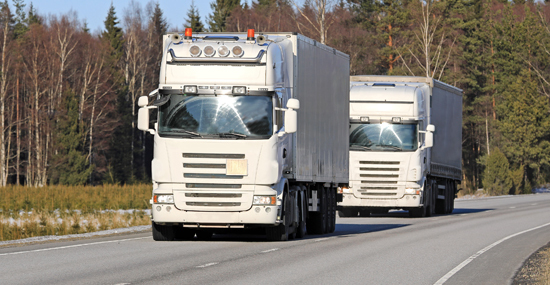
[532,203,538,206]
[196,262,218,268]
[460,214,468,216]
[0,237,148,256]
[510,207,516,209]
[261,248,279,253]
[434,221,550,285]
[315,237,332,242]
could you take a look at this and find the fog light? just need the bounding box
[166,206,171,212]
[266,207,271,213]
[156,206,161,211]
[255,207,260,213]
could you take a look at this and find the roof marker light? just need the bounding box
[184,28,192,39]
[247,29,255,40]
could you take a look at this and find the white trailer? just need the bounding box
[338,75,462,217]
[137,29,349,240]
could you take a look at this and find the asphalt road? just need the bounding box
[1,194,550,285]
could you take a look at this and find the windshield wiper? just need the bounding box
[216,132,247,139]
[350,145,371,151]
[379,145,402,151]
[168,129,203,138]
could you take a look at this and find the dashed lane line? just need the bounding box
[261,248,279,253]
[196,262,218,268]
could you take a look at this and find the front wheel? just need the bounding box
[152,222,175,241]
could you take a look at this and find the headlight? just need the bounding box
[232,86,246,94]
[154,195,174,204]
[189,45,201,57]
[405,188,420,195]
[218,45,230,57]
[337,187,352,194]
[184,85,197,94]
[253,196,276,205]
[204,45,215,57]
[232,45,244,57]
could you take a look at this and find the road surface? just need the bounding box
[1,194,549,285]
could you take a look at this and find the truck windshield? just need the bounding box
[158,95,273,138]
[350,123,418,151]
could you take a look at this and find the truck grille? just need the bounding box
[176,152,251,211]
[355,161,401,198]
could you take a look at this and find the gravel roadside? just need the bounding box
[513,241,550,284]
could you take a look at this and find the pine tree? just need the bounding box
[482,147,512,196]
[12,0,26,38]
[51,90,93,185]
[374,0,410,74]
[185,0,205,32]
[208,0,240,32]
[102,4,132,184]
[27,2,40,25]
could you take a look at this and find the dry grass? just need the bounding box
[0,184,152,242]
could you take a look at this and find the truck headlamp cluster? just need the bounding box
[405,188,421,195]
[154,195,174,204]
[184,85,198,94]
[218,45,230,57]
[189,45,201,57]
[204,45,215,57]
[232,46,244,57]
[253,196,276,205]
[232,86,246,94]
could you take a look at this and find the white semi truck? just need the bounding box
[338,76,462,217]
[137,29,350,241]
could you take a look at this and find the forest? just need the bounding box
[0,0,549,196]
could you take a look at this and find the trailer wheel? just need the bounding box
[173,226,195,240]
[295,187,307,238]
[328,187,336,233]
[152,222,175,241]
[307,185,326,235]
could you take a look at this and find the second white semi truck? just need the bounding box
[338,75,462,217]
[138,29,349,240]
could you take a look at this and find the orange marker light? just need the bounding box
[184,28,192,39]
[247,29,255,40]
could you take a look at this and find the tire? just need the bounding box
[266,191,291,241]
[295,189,307,239]
[152,222,175,241]
[173,226,195,240]
[409,206,426,218]
[307,185,326,235]
[327,187,336,233]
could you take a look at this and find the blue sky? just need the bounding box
[15,0,253,33]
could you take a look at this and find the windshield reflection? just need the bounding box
[350,123,418,151]
[158,95,273,138]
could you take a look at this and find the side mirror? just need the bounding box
[138,96,148,107]
[284,109,297,134]
[424,132,433,148]
[423,124,435,148]
[426,124,435,132]
[138,108,150,131]
[287,98,300,110]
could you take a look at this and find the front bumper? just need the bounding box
[338,193,422,208]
